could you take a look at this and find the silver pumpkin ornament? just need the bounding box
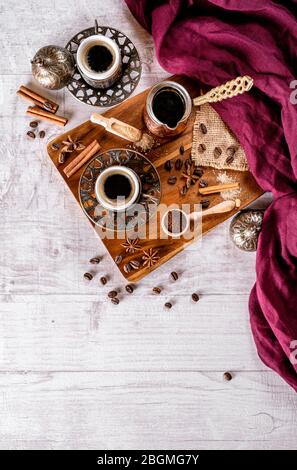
[229,210,264,252]
[31,45,75,90]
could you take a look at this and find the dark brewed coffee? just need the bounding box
[104,174,132,200]
[87,45,113,73]
[152,88,185,128]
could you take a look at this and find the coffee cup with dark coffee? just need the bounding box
[95,166,141,212]
[76,35,122,89]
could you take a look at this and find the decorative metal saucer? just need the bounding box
[230,210,264,252]
[65,21,142,107]
[79,149,161,231]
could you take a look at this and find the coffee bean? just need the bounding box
[111,297,120,305]
[130,260,140,270]
[125,284,134,294]
[199,123,207,134]
[201,199,210,209]
[192,293,200,302]
[225,155,235,165]
[164,302,172,309]
[223,372,232,381]
[226,145,237,157]
[89,256,101,264]
[199,179,208,188]
[164,160,173,171]
[153,287,161,295]
[27,131,35,139]
[184,158,192,170]
[175,158,182,170]
[39,130,45,139]
[180,185,188,196]
[29,121,38,128]
[51,142,60,150]
[214,147,222,159]
[167,176,177,185]
[84,272,93,281]
[193,167,204,178]
[123,263,132,273]
[114,255,122,265]
[180,145,185,155]
[100,276,107,285]
[198,143,206,153]
[108,290,118,298]
[170,271,178,281]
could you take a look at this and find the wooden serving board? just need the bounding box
[47,75,263,282]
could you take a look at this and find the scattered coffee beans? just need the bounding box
[167,176,177,185]
[175,158,182,170]
[100,276,107,285]
[214,146,222,159]
[153,287,162,295]
[84,272,93,281]
[123,263,132,273]
[114,255,122,265]
[27,131,35,139]
[125,284,134,294]
[165,160,173,171]
[179,144,185,155]
[198,143,206,153]
[180,185,188,196]
[130,260,140,270]
[223,372,232,381]
[39,130,45,138]
[170,271,178,281]
[111,297,120,305]
[199,179,208,188]
[89,256,101,264]
[192,293,200,302]
[164,302,172,309]
[201,199,210,209]
[226,154,235,165]
[29,121,38,128]
[108,290,118,298]
[199,123,207,134]
[193,167,203,178]
[51,142,60,150]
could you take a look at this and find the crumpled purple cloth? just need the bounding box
[125,0,297,391]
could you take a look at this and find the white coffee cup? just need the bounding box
[95,166,141,212]
[76,34,122,89]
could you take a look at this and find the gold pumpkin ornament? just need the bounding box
[31,45,75,90]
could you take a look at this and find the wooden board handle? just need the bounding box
[193,76,253,106]
[90,113,142,142]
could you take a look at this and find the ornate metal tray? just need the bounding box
[79,148,161,231]
[65,22,142,107]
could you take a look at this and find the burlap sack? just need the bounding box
[191,103,248,171]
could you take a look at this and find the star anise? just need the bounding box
[121,237,141,254]
[59,135,85,163]
[142,248,160,267]
[182,165,200,188]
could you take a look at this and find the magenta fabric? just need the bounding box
[125,0,297,391]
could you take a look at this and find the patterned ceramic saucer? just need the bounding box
[65,22,142,107]
[79,149,161,231]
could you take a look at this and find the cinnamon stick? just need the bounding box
[199,182,240,195]
[26,106,68,127]
[17,85,59,113]
[64,140,101,178]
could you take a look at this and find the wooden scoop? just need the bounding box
[90,113,142,142]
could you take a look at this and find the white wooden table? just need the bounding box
[0,0,296,450]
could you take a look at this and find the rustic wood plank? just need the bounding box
[0,371,296,450]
